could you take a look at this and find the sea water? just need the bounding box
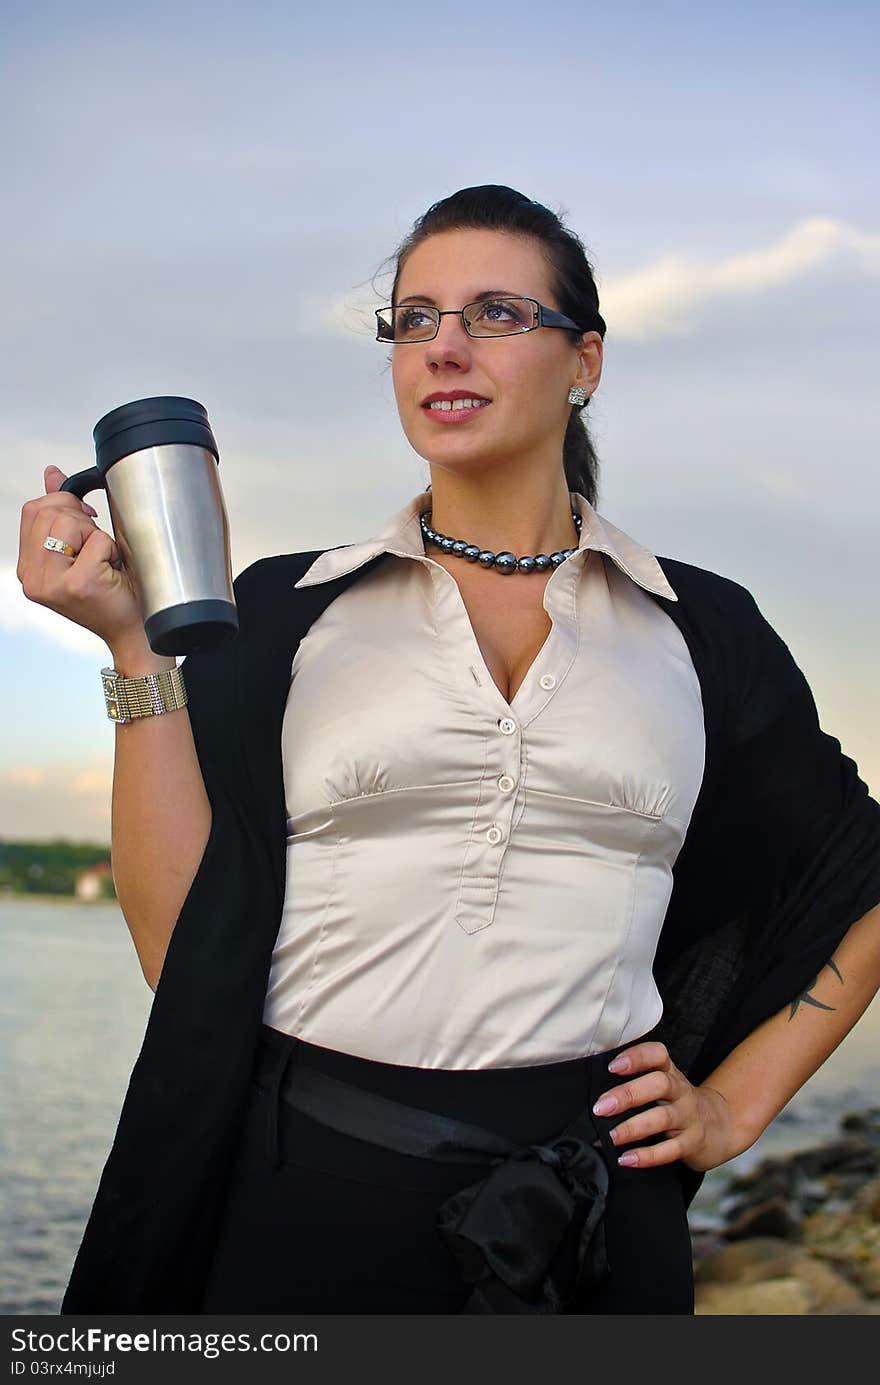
[1,897,877,1312]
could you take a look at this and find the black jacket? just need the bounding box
[61,548,880,1312]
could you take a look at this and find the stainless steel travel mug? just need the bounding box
[60,396,238,655]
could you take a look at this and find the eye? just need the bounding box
[398,307,435,335]
[481,300,516,320]
[470,298,533,332]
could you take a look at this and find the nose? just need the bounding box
[423,311,473,371]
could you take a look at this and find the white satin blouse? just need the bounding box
[261,490,706,1068]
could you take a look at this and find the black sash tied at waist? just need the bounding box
[434,1110,610,1314]
[254,1035,612,1315]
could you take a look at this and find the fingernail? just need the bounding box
[83,504,98,517]
[618,1153,639,1167]
[592,1096,617,1116]
[608,1056,629,1073]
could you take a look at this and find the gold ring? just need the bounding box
[44,536,76,558]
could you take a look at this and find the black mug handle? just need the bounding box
[59,467,105,500]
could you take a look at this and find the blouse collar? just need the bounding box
[293,490,678,602]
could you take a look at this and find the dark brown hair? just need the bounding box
[380,185,607,505]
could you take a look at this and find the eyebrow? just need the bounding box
[396,288,526,306]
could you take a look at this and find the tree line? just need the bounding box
[0,838,116,899]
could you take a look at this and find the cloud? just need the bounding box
[0,566,107,656]
[304,287,383,340]
[3,761,112,794]
[0,760,113,842]
[69,764,115,796]
[598,218,880,341]
[6,765,47,788]
[309,217,880,345]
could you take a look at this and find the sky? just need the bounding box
[1,0,878,843]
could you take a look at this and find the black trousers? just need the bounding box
[199,1026,694,1314]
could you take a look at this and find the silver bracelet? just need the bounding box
[101,665,188,724]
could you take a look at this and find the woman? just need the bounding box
[18,185,880,1316]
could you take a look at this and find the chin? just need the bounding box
[410,426,502,467]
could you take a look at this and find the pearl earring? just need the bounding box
[568,386,588,406]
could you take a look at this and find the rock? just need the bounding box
[824,1168,880,1200]
[801,1207,880,1293]
[813,1299,880,1315]
[695,1277,817,1315]
[718,1145,871,1228]
[723,1195,802,1242]
[850,1259,880,1299]
[841,1110,880,1146]
[690,1112,880,1308]
[790,1256,864,1309]
[814,1301,880,1312]
[694,1238,862,1309]
[723,1165,792,1205]
[852,1176,880,1223]
[695,1237,799,1284]
[689,1230,727,1276]
[803,1207,880,1252]
[801,1206,856,1248]
[795,1176,836,1212]
[792,1138,879,1180]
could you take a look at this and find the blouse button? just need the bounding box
[486,825,503,845]
[498,717,517,735]
[498,775,515,793]
[539,673,557,690]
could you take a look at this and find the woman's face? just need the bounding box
[390,227,602,479]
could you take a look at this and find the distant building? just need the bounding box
[75,861,114,902]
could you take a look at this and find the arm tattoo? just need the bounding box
[789,957,844,1020]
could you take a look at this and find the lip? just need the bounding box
[420,389,492,424]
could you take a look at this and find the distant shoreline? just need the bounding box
[0,892,118,906]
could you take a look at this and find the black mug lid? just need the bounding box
[93,396,219,472]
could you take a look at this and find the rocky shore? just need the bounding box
[689,1109,880,1313]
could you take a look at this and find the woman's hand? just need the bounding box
[591,1040,749,1173]
[17,465,146,653]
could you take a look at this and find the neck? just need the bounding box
[424,473,580,557]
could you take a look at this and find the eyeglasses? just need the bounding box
[375,296,585,343]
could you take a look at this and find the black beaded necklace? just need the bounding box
[418,487,582,575]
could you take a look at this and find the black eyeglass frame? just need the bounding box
[374,296,588,343]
